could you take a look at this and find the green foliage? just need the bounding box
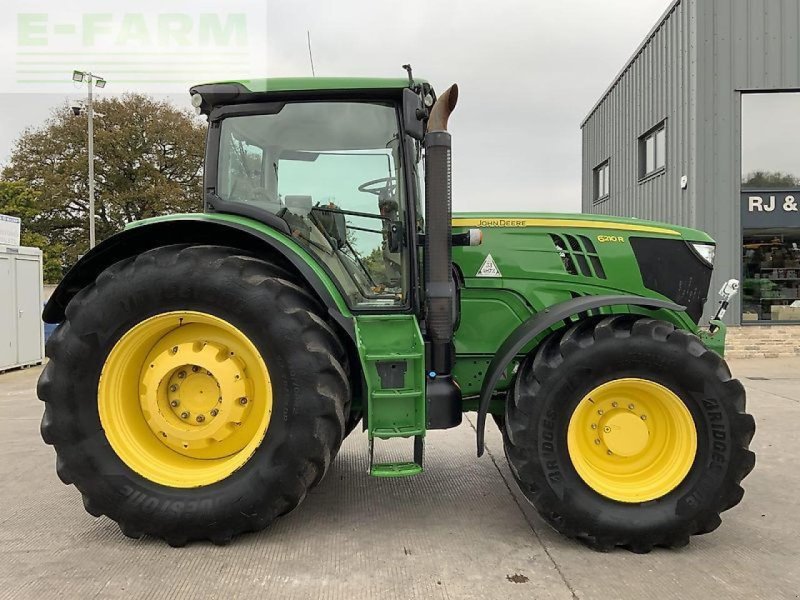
[2,93,205,279]
[0,181,63,282]
[361,246,388,283]
[742,170,800,188]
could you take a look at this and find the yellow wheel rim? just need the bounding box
[98,311,272,488]
[567,378,697,503]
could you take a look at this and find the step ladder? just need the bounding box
[353,315,426,478]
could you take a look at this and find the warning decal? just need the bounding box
[476,254,502,278]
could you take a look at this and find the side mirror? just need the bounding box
[402,88,425,141]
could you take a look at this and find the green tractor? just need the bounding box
[39,72,755,552]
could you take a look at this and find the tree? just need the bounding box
[2,93,205,276]
[742,170,800,189]
[0,181,63,282]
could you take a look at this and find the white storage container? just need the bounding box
[0,245,44,371]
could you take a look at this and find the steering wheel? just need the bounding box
[358,177,397,197]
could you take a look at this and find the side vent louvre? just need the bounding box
[550,234,607,280]
[549,234,578,275]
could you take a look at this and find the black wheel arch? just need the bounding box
[475,294,686,456]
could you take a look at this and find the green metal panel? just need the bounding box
[354,314,426,439]
[354,314,426,478]
[698,320,727,357]
[452,289,529,397]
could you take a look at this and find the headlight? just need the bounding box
[690,242,716,266]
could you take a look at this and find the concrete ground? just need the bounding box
[0,359,797,600]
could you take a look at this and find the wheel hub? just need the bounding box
[567,378,697,503]
[140,337,253,459]
[600,411,649,457]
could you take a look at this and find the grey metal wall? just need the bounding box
[581,0,697,228]
[582,0,800,324]
[694,0,800,323]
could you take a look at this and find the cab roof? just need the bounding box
[190,77,430,115]
[221,77,427,94]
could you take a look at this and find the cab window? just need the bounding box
[217,102,407,308]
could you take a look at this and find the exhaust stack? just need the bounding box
[423,84,462,430]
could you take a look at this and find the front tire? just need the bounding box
[39,245,350,546]
[503,315,755,552]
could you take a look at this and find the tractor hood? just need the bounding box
[451,212,716,324]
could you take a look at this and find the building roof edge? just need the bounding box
[580,0,683,128]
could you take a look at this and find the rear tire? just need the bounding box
[503,315,755,552]
[344,411,363,438]
[39,245,350,545]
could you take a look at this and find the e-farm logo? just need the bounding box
[6,1,268,93]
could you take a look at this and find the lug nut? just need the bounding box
[196,415,205,423]
[210,409,219,417]
[607,450,613,456]
[180,411,189,419]
[641,415,647,421]
[611,402,618,408]
[597,409,603,415]
[172,346,179,354]
[169,384,178,392]
[178,371,186,379]
[591,423,597,430]
[170,400,180,408]
[239,397,248,406]
[192,366,200,373]
[594,439,601,445]
[628,404,635,410]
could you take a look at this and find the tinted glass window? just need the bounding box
[217,102,407,308]
[594,161,609,202]
[742,229,800,322]
[640,121,666,179]
[742,93,800,188]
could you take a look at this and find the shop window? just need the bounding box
[742,229,800,322]
[742,92,800,189]
[639,122,666,179]
[593,160,609,203]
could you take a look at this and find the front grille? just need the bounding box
[630,237,712,322]
[550,234,607,279]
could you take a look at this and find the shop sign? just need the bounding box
[741,191,800,227]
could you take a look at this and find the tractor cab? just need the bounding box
[191,78,434,311]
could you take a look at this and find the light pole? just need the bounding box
[72,70,107,249]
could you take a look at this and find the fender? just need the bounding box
[43,215,355,341]
[475,294,685,456]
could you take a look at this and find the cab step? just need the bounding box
[368,435,424,478]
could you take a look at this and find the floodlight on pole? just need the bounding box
[70,70,107,249]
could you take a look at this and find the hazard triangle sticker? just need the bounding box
[476,254,502,278]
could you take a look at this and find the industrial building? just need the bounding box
[581,0,800,327]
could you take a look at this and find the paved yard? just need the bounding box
[0,359,797,600]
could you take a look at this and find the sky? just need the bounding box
[0,0,672,213]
